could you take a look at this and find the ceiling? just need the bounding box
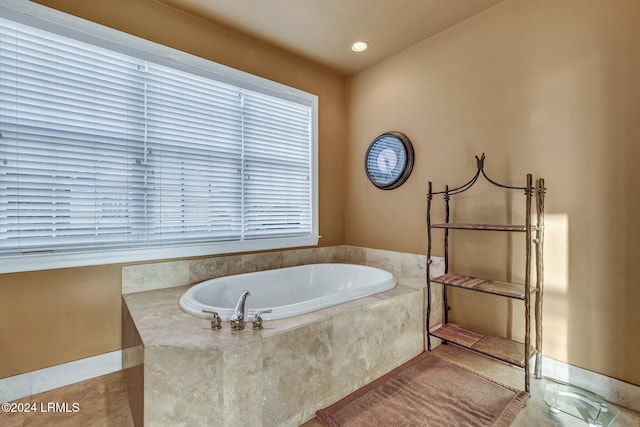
[156,0,505,75]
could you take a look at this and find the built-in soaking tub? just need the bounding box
[179,263,395,320]
[124,259,428,426]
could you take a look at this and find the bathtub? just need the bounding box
[179,263,395,321]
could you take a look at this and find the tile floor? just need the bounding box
[2,345,639,426]
[429,345,640,427]
[0,370,134,427]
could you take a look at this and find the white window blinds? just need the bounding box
[0,14,316,267]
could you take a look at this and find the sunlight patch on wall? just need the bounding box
[543,213,569,361]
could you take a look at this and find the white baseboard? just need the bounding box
[542,355,640,412]
[0,350,122,403]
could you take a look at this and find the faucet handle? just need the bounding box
[202,309,222,330]
[252,309,272,330]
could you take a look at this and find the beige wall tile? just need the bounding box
[222,341,265,426]
[262,319,333,427]
[282,248,321,267]
[380,289,424,374]
[122,261,190,294]
[241,252,285,273]
[331,300,385,396]
[144,347,223,426]
[188,255,244,284]
[365,248,402,277]
[342,245,366,264]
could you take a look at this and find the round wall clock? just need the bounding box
[364,131,414,190]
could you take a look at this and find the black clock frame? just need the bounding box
[364,131,414,190]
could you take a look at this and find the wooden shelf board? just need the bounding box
[431,223,529,232]
[429,323,535,367]
[431,273,534,299]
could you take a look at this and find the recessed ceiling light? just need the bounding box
[351,41,368,52]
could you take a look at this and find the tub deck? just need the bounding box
[125,282,416,349]
[123,281,425,427]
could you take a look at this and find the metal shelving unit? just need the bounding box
[426,154,545,392]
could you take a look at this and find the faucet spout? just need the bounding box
[230,290,250,331]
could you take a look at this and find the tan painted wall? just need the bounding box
[0,266,123,378]
[346,0,640,385]
[0,0,346,379]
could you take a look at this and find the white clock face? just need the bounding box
[365,132,413,189]
[376,148,398,174]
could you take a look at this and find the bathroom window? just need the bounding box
[0,3,318,273]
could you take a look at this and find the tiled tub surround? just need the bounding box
[124,282,424,426]
[122,246,445,426]
[121,245,444,295]
[122,245,446,355]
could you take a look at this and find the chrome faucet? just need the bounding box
[230,290,250,331]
